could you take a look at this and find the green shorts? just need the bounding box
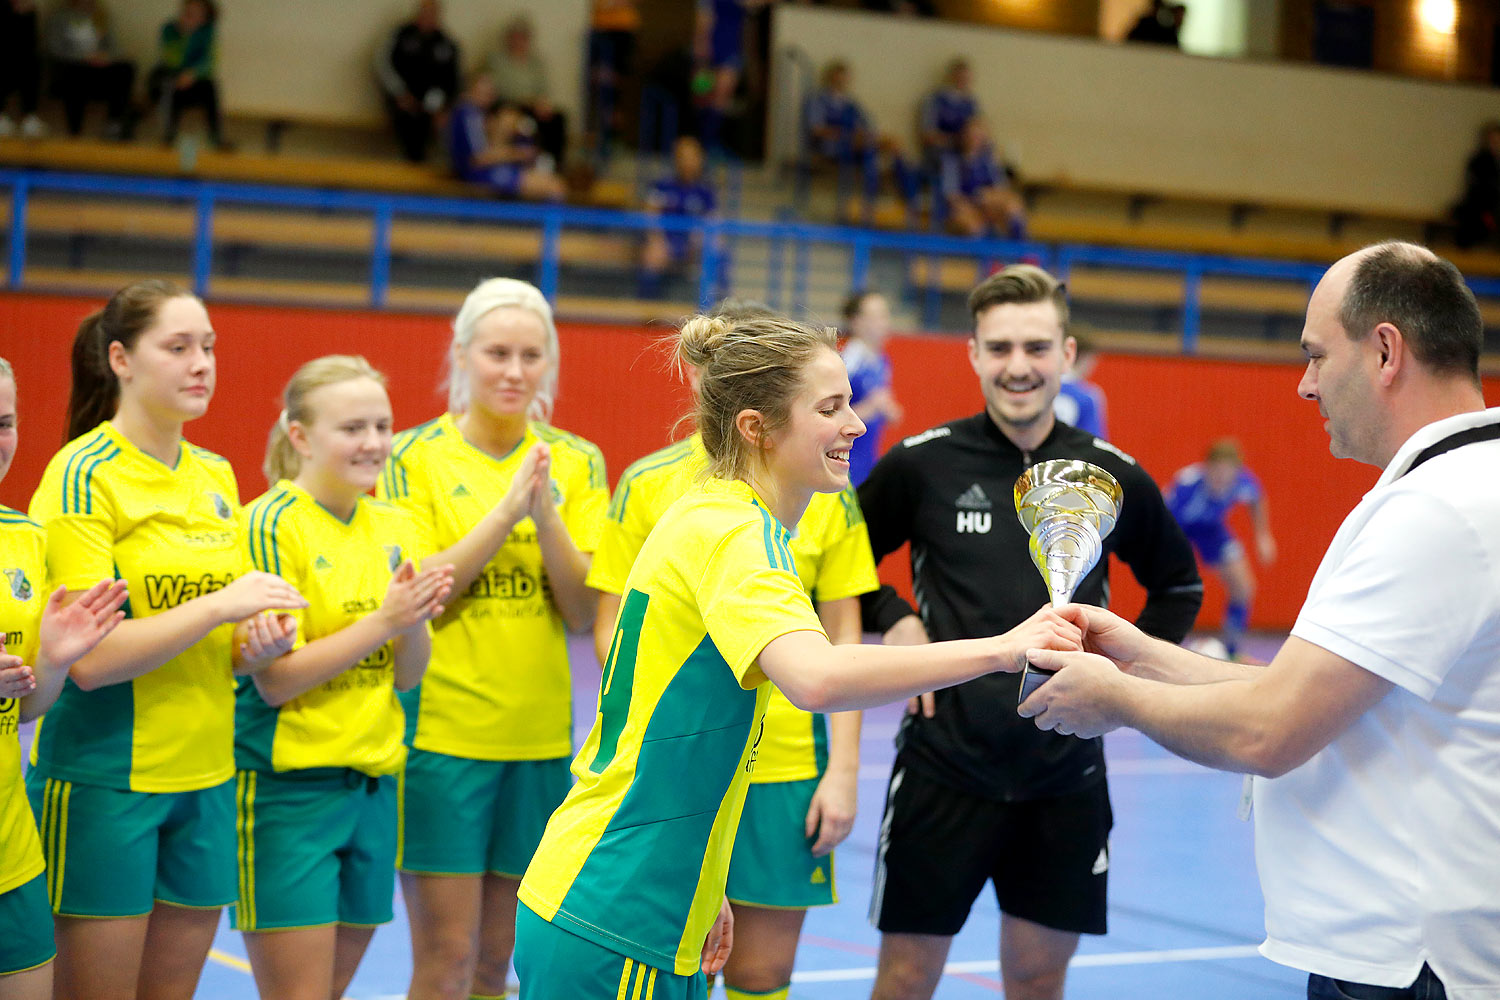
[24,772,235,918]
[724,778,836,909]
[0,873,55,976]
[397,750,571,878]
[231,769,397,932]
[514,902,706,1000]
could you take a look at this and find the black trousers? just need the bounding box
[148,67,222,143]
[387,101,435,163]
[1308,963,1447,1000]
[0,9,41,116]
[53,60,136,134]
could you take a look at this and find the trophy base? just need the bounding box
[1018,664,1054,703]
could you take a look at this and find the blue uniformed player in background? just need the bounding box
[1165,438,1277,659]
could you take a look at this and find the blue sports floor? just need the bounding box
[33,632,1306,999]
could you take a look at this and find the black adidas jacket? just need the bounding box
[857,413,1203,800]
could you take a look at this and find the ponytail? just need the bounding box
[263,356,387,486]
[63,279,194,444]
[66,311,118,444]
[262,409,299,484]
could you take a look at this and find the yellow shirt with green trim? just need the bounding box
[520,479,825,974]
[0,508,47,895]
[587,434,878,784]
[379,414,607,761]
[236,482,433,777]
[28,422,246,793]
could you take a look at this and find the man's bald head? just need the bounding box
[1334,241,1482,382]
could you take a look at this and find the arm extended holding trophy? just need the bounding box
[758,603,1086,715]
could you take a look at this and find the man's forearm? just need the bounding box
[1111,673,1277,775]
[1129,634,1261,685]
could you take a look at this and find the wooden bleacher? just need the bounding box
[1,195,640,265]
[869,172,1500,279]
[907,256,1500,331]
[17,266,695,326]
[0,137,631,207]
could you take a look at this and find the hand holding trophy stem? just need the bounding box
[1013,460,1123,701]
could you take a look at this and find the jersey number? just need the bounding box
[590,589,648,774]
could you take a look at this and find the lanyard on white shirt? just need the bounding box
[1400,422,1500,479]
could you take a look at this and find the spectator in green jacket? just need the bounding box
[147,0,225,148]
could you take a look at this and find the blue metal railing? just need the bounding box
[5,168,1499,349]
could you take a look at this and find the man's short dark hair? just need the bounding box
[967,264,1070,328]
[1338,242,1482,380]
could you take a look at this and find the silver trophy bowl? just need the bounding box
[1012,460,1123,700]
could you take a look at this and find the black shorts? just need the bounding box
[869,756,1112,936]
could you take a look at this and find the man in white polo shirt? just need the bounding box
[1017,240,1499,1000]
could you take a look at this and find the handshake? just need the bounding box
[1005,601,1170,740]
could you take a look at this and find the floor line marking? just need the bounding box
[208,948,253,973]
[790,944,1264,983]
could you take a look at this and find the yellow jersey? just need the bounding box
[379,414,607,761]
[236,482,433,777]
[28,422,246,793]
[0,507,46,895]
[520,479,826,975]
[587,434,878,783]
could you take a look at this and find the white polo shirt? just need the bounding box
[1258,408,1500,996]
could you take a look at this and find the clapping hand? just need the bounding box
[36,579,130,673]
[380,561,455,631]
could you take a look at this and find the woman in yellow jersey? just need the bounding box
[587,304,875,1000]
[0,358,128,1000]
[235,356,454,1000]
[25,281,308,1000]
[379,278,607,1000]
[515,313,1085,1000]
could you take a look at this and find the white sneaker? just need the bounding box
[20,114,46,139]
[0,116,15,139]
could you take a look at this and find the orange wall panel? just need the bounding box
[4,291,1496,632]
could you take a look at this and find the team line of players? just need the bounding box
[0,265,1221,1000]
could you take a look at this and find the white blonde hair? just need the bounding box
[445,277,560,422]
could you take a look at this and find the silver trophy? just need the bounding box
[1013,460,1123,701]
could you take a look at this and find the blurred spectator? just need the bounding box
[447,73,564,202]
[882,135,924,218]
[803,59,880,223]
[377,0,460,163]
[488,15,566,167]
[1126,0,1185,46]
[45,0,136,139]
[146,0,223,148]
[694,0,765,152]
[919,58,978,166]
[641,136,717,298]
[641,42,695,157]
[587,0,640,154]
[1454,122,1500,250]
[1053,329,1109,440]
[0,0,45,139]
[941,120,1026,239]
[841,289,902,485]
